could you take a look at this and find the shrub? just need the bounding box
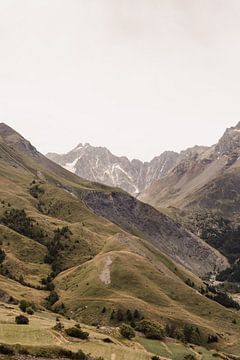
[207,291,240,310]
[184,355,196,360]
[19,299,36,313]
[134,309,140,319]
[126,309,133,322]
[26,307,34,315]
[65,326,89,340]
[0,248,6,263]
[207,335,219,343]
[136,320,164,340]
[1,208,44,241]
[152,357,160,360]
[116,309,124,322]
[15,314,29,325]
[46,290,59,308]
[120,324,135,340]
[0,344,14,355]
[29,184,45,199]
[185,278,195,288]
[73,350,88,360]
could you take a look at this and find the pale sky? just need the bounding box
[1,0,240,161]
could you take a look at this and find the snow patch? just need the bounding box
[63,157,80,173]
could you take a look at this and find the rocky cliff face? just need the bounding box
[47,145,179,195]
[139,122,240,217]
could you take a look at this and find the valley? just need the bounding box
[0,123,240,359]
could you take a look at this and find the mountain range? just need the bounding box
[47,145,184,195]
[1,122,240,359]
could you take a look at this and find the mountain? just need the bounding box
[47,144,179,195]
[139,122,240,216]
[1,123,240,357]
[139,122,240,276]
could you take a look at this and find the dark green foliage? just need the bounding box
[0,344,14,355]
[184,356,196,360]
[110,310,115,320]
[29,184,45,199]
[134,309,140,319]
[44,226,72,276]
[185,278,195,288]
[19,300,36,313]
[41,276,55,291]
[152,357,160,360]
[207,335,219,343]
[46,290,59,308]
[116,309,124,322]
[136,320,164,340]
[120,324,135,340]
[15,314,29,325]
[126,309,133,322]
[183,324,194,343]
[183,324,202,345]
[0,248,6,263]
[177,208,240,265]
[206,290,240,310]
[1,208,44,241]
[66,326,89,340]
[26,307,34,315]
[217,260,240,282]
[102,307,106,313]
[165,322,178,339]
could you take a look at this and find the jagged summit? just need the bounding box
[47,145,179,194]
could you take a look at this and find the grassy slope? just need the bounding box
[0,135,240,356]
[1,302,236,360]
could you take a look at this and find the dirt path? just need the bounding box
[99,256,112,285]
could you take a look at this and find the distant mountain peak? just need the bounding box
[47,144,180,195]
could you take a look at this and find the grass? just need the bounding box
[0,303,152,360]
[137,337,222,360]
[0,129,240,357]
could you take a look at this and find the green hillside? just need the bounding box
[0,123,240,358]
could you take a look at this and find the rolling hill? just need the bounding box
[0,123,240,358]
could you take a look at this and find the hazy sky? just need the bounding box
[1,0,240,161]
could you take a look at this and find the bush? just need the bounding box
[184,355,196,360]
[136,320,164,340]
[26,307,34,315]
[0,344,14,355]
[46,290,59,308]
[29,184,45,199]
[152,357,160,360]
[120,324,135,340]
[19,299,36,313]
[116,309,124,322]
[15,314,29,325]
[207,291,240,310]
[0,248,6,263]
[208,335,219,343]
[66,326,89,340]
[1,208,44,241]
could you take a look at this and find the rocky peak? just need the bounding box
[215,122,240,156]
[47,145,180,195]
